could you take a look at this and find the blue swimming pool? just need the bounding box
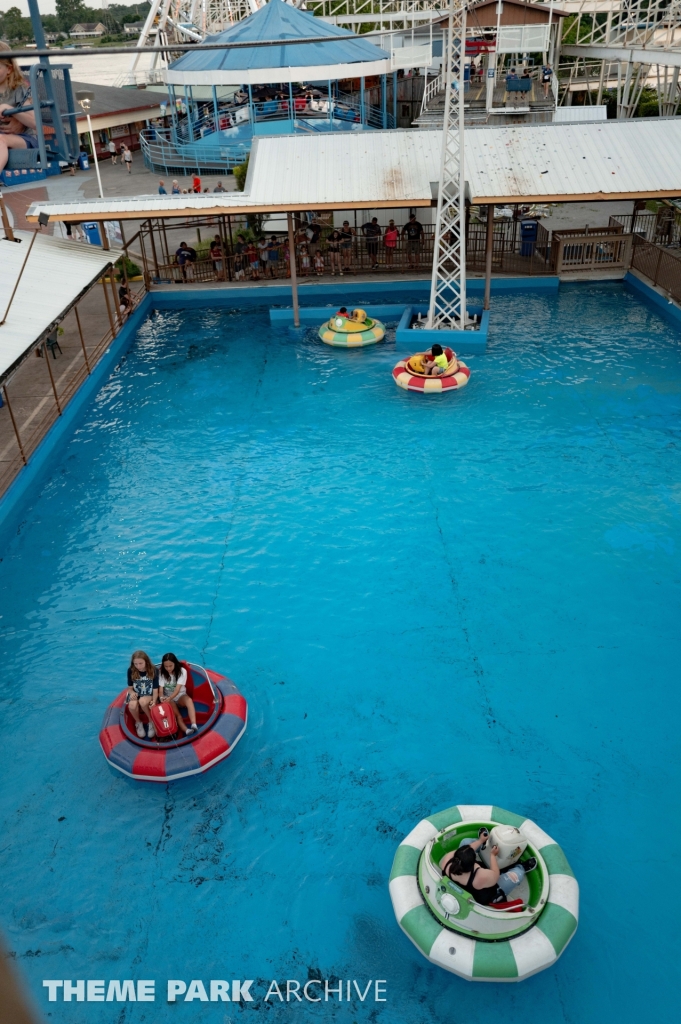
[1,282,679,1023]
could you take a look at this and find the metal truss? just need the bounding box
[426,0,467,331]
[559,0,681,116]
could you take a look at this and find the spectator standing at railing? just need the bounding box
[362,217,382,269]
[246,241,260,280]
[193,174,201,192]
[340,221,354,274]
[175,241,197,283]
[402,214,424,270]
[384,220,399,267]
[306,218,322,260]
[158,179,167,194]
[541,65,553,99]
[214,181,226,192]
[267,235,280,278]
[326,229,343,276]
[171,179,180,194]
[210,235,225,281]
[257,236,269,276]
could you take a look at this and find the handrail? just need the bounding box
[420,71,443,114]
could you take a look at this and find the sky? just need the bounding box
[1,0,145,17]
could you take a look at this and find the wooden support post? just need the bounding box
[218,215,230,282]
[139,223,151,290]
[102,275,116,335]
[0,193,15,241]
[3,384,26,464]
[484,203,494,311]
[99,221,109,250]
[161,218,171,266]
[109,269,122,327]
[43,341,62,415]
[148,219,160,278]
[74,305,90,373]
[287,212,300,328]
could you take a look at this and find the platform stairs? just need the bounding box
[414,69,556,127]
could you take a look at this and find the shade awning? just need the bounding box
[26,119,681,222]
[0,232,121,383]
[165,0,391,86]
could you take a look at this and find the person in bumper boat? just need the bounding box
[440,829,537,905]
[424,343,452,376]
[159,652,198,736]
[127,650,159,739]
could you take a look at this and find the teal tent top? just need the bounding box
[166,0,391,84]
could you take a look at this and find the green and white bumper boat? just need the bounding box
[389,804,579,982]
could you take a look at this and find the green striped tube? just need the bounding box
[389,804,579,983]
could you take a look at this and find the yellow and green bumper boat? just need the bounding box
[318,308,385,348]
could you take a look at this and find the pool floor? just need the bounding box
[0,282,679,1022]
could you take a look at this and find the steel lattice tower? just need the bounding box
[426,0,467,331]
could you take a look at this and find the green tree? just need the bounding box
[0,6,34,42]
[55,0,87,32]
[234,155,248,191]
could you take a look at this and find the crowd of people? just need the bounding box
[168,214,428,283]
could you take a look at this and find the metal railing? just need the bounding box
[610,212,681,247]
[0,272,146,500]
[631,235,681,303]
[420,70,443,114]
[171,91,394,148]
[140,128,250,174]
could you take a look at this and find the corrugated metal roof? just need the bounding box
[166,0,389,83]
[465,118,681,201]
[0,232,121,381]
[553,105,608,122]
[26,119,681,223]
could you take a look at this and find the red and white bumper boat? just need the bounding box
[99,662,247,782]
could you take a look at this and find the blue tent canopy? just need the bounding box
[166,0,391,85]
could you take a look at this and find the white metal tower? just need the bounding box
[426,0,467,331]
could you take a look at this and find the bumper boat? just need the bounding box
[392,348,470,394]
[99,662,247,783]
[390,804,578,982]
[319,308,385,347]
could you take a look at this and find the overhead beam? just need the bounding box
[563,44,681,68]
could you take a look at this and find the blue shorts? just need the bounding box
[20,134,39,149]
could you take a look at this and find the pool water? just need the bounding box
[1,283,679,1023]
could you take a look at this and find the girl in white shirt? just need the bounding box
[159,652,198,735]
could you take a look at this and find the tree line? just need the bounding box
[0,1,152,42]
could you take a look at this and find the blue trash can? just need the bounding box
[82,222,102,245]
[520,219,538,256]
[78,151,89,170]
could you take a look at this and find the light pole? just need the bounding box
[75,90,104,199]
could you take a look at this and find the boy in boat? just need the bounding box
[336,306,349,317]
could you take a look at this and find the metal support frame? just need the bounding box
[426,0,467,331]
[484,203,494,311]
[43,339,62,414]
[74,305,90,374]
[3,384,26,465]
[287,212,300,328]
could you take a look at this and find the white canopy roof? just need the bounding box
[26,119,681,223]
[0,231,120,382]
